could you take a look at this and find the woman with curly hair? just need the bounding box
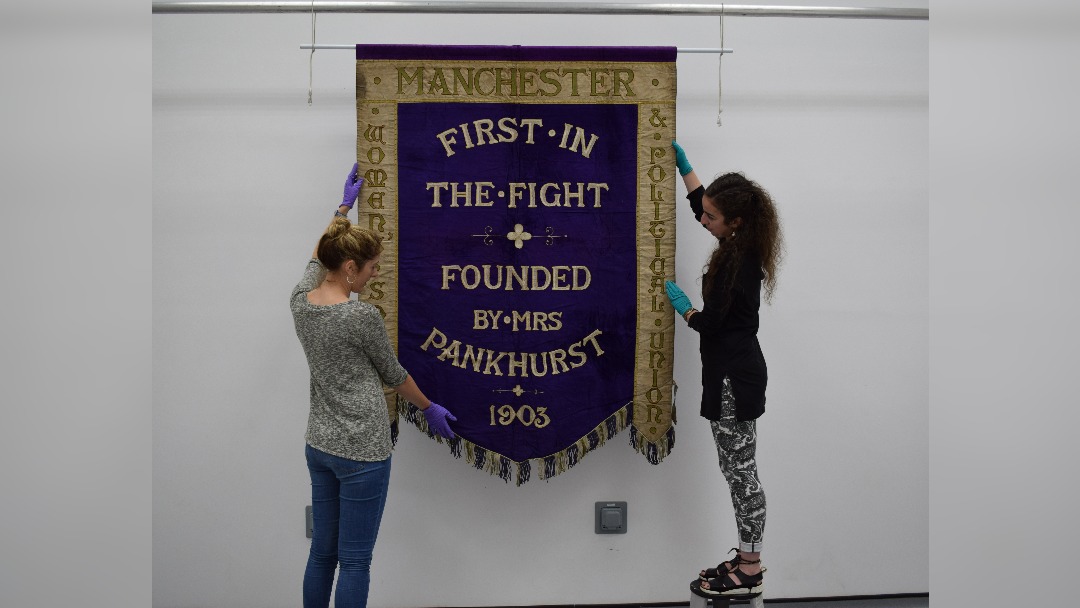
[666,141,784,598]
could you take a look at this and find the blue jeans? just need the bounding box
[303,445,391,608]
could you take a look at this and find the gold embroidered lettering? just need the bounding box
[589,68,610,96]
[507,352,529,377]
[364,169,387,187]
[427,68,451,95]
[392,66,639,98]
[453,67,474,94]
[366,191,384,209]
[427,182,495,207]
[505,182,607,208]
[538,69,562,96]
[561,67,587,96]
[489,404,552,428]
[363,125,385,144]
[416,328,442,352]
[558,123,599,158]
[419,329,606,376]
[439,265,592,291]
[397,67,424,94]
[367,281,385,300]
[435,117,543,157]
[613,69,635,96]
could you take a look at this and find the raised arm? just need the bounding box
[673,141,710,224]
[311,162,365,259]
[668,141,703,322]
[672,140,702,193]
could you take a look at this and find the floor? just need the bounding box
[687,597,928,608]
[470,596,929,608]
[756,598,927,607]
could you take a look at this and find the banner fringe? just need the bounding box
[395,397,645,486]
[628,421,677,465]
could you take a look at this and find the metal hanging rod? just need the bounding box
[300,44,733,52]
[153,2,928,20]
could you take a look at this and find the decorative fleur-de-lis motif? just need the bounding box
[492,384,544,397]
[506,223,533,249]
[545,227,567,245]
[471,226,495,245]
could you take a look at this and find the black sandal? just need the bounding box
[699,547,743,581]
[699,564,765,596]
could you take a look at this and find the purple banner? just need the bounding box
[356,45,677,484]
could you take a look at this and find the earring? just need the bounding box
[346,275,354,285]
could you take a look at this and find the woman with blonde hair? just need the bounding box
[291,163,456,608]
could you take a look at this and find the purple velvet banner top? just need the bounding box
[355,45,677,484]
[357,44,676,63]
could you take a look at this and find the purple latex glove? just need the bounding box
[341,162,364,209]
[422,402,457,439]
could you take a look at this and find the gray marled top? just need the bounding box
[291,259,408,461]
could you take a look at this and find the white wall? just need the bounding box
[153,2,928,606]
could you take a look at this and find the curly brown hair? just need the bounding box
[701,172,784,308]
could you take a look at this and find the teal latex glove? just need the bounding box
[672,140,693,176]
[665,281,693,316]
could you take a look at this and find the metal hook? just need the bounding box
[308,0,316,105]
[717,4,725,126]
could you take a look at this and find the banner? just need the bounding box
[355,45,677,485]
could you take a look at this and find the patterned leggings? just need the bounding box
[709,376,766,553]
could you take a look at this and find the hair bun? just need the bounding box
[325,215,352,238]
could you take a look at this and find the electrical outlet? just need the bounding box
[595,501,627,534]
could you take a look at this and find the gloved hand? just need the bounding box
[422,402,457,439]
[672,140,693,176]
[665,280,694,316]
[341,162,364,209]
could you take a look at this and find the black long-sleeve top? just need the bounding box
[686,185,767,422]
